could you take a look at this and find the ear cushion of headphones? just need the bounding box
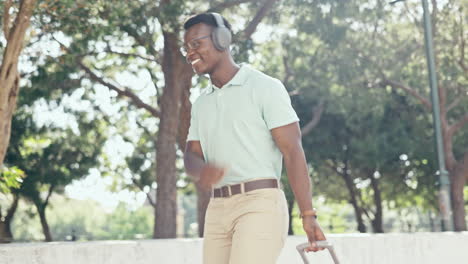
[211,13,232,51]
[212,27,232,51]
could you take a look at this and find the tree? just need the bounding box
[280,0,466,232]
[1,0,38,242]
[10,196,154,242]
[4,62,108,241]
[6,116,107,242]
[0,0,37,167]
[0,166,24,193]
[0,166,24,243]
[352,0,468,230]
[265,0,453,233]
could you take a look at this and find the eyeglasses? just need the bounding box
[180,35,210,56]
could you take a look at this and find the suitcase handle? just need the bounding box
[296,241,340,264]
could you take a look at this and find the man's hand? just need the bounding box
[302,216,327,252]
[184,141,226,188]
[198,164,226,189]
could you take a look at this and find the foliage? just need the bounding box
[0,167,25,194]
[11,196,153,241]
[10,193,204,241]
[252,0,467,231]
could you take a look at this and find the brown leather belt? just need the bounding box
[212,178,279,198]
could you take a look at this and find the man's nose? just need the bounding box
[187,47,196,56]
[186,50,197,63]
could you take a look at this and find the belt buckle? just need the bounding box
[221,186,232,197]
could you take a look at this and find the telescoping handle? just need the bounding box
[296,240,340,264]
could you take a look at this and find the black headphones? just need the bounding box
[211,13,232,51]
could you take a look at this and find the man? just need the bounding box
[182,13,326,264]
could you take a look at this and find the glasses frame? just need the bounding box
[180,35,211,56]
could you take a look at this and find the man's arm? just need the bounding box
[184,141,225,189]
[184,141,205,180]
[271,122,313,213]
[271,122,326,251]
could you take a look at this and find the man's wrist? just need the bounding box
[300,208,318,219]
[196,164,210,182]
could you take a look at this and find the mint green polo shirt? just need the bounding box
[187,64,299,188]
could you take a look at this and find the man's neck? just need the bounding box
[209,58,240,88]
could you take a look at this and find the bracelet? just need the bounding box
[300,208,317,219]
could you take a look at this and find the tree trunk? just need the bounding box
[449,152,468,231]
[0,0,36,167]
[0,195,19,243]
[340,170,367,233]
[428,211,436,232]
[0,222,13,243]
[36,204,52,242]
[153,32,192,238]
[338,151,367,233]
[369,171,384,233]
[444,128,467,231]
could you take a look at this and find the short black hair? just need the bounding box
[183,13,232,33]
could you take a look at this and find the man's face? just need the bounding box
[183,23,222,75]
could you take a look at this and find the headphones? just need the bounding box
[211,13,232,51]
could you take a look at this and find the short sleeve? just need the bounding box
[187,101,200,141]
[262,79,299,130]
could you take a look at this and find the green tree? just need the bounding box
[0,166,24,242]
[0,166,24,193]
[257,0,461,232]
[346,0,468,230]
[5,78,107,241]
[294,0,466,232]
[11,196,153,242]
[96,203,153,240]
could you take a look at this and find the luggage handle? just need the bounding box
[296,241,340,264]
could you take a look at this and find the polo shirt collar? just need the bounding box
[207,64,249,94]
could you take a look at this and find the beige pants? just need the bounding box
[203,188,289,264]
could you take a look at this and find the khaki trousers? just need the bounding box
[203,188,289,264]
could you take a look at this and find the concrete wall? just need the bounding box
[1,232,467,264]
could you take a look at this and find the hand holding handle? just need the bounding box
[296,240,340,264]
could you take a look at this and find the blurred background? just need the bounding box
[0,0,467,243]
